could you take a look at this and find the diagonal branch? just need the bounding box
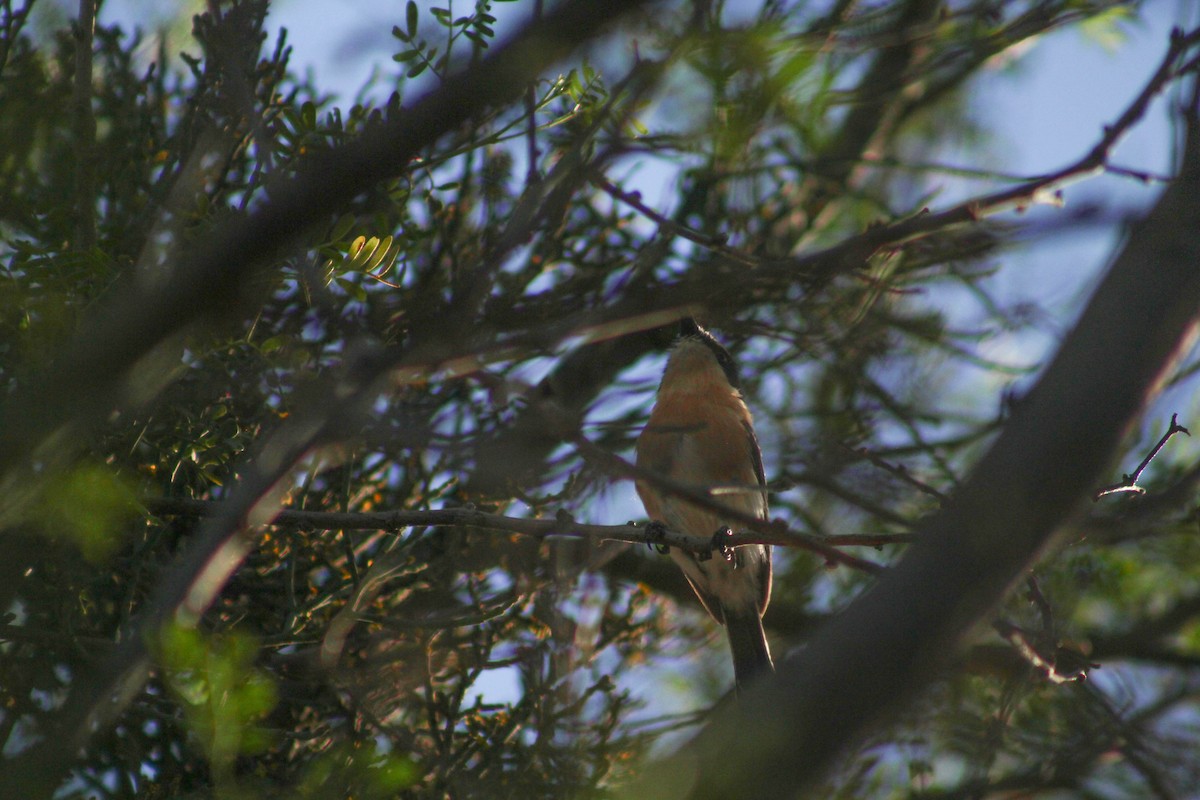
[764,25,1200,287]
[643,43,1200,800]
[0,1,658,795]
[1094,413,1190,499]
[0,0,657,483]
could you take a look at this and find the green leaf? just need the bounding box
[32,462,140,562]
[361,235,394,272]
[1078,6,1134,53]
[345,235,372,270]
[406,0,419,38]
[156,626,279,769]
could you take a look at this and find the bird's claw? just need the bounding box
[711,527,736,565]
[643,520,671,554]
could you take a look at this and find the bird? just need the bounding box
[635,319,773,691]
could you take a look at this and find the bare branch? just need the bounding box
[1094,413,1191,499]
[571,434,886,574]
[764,26,1200,286]
[645,33,1200,799]
[845,444,950,503]
[146,496,914,556]
[591,173,758,265]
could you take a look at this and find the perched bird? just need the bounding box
[635,320,773,690]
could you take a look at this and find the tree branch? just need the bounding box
[570,434,886,574]
[642,36,1200,800]
[70,0,96,251]
[1094,413,1190,499]
[0,0,656,482]
[144,496,911,556]
[0,1,658,795]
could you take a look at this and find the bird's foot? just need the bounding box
[643,520,671,554]
[710,527,736,565]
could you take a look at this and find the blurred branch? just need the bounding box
[643,33,1200,799]
[592,173,757,265]
[799,0,942,219]
[0,1,36,78]
[1073,681,1185,800]
[85,13,1192,527]
[70,0,96,250]
[765,27,1200,288]
[1088,592,1200,662]
[0,0,656,481]
[0,0,657,795]
[914,675,1197,800]
[988,575,1098,685]
[847,444,950,503]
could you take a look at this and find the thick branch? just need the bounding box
[645,55,1200,800]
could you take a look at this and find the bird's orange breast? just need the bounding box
[635,381,763,523]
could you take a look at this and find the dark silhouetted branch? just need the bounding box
[640,34,1200,800]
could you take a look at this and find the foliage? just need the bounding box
[1,0,1199,798]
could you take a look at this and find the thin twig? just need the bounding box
[843,443,949,502]
[591,174,759,266]
[0,3,661,794]
[145,496,906,560]
[569,435,886,574]
[764,26,1200,283]
[989,575,1095,685]
[1094,413,1190,500]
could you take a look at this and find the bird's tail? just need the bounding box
[723,606,773,691]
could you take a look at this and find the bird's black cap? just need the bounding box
[677,317,740,389]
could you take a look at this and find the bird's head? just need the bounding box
[660,320,742,394]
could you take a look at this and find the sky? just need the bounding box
[97,0,1187,329]
[248,0,1192,414]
